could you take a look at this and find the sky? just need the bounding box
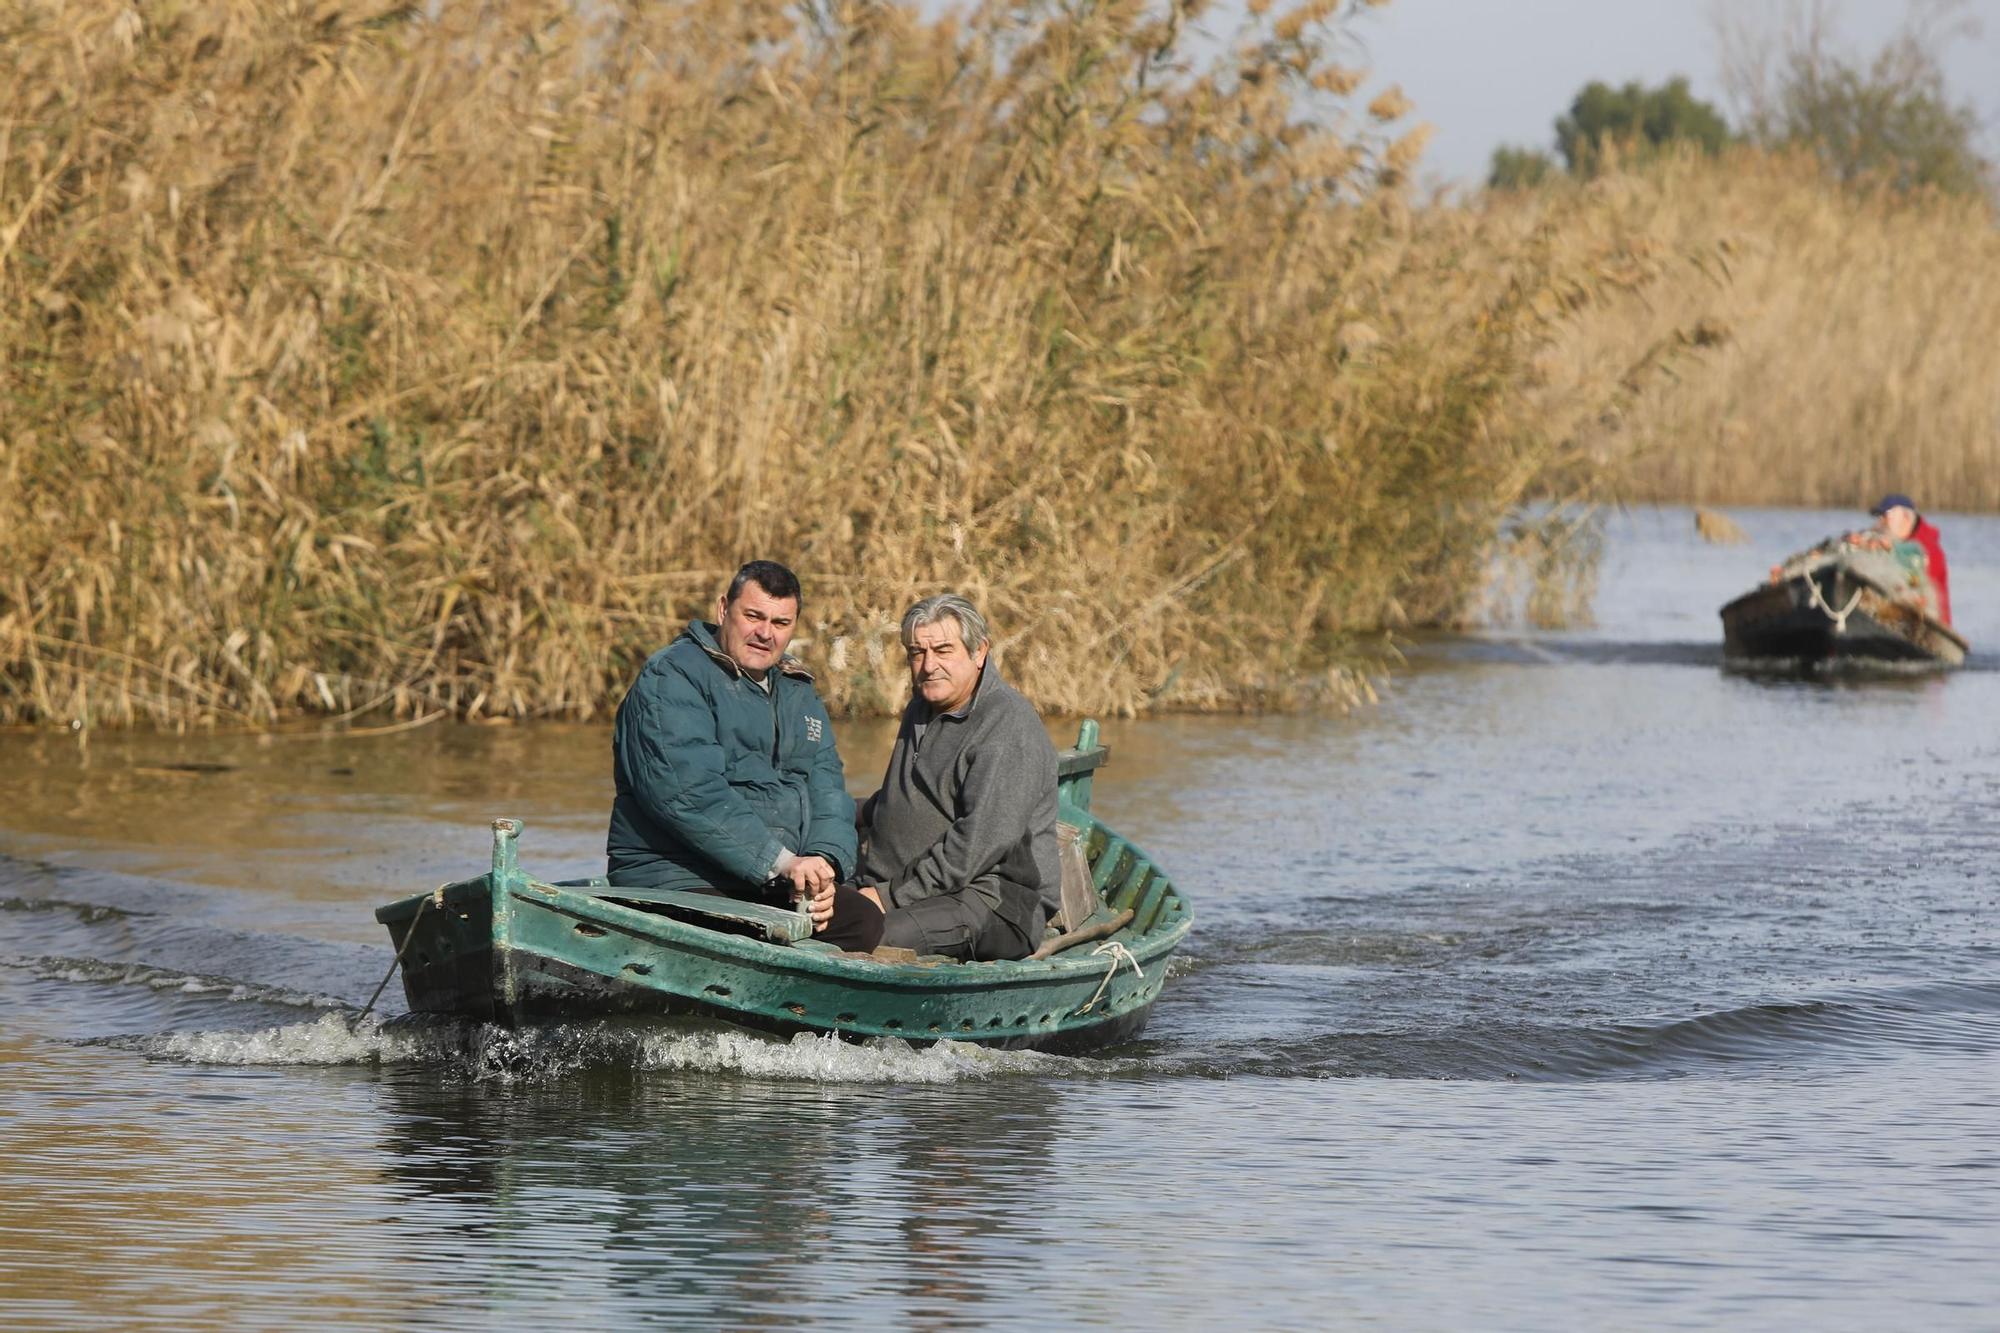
[1324,0,2000,185]
[920,1,2000,186]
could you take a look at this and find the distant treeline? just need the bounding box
[1489,4,1994,200]
[1,1,1993,729]
[1480,1,1999,515]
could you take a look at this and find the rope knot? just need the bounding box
[1805,570,1863,633]
[1077,940,1143,1015]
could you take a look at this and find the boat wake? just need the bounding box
[116,1012,1084,1084]
[16,856,1994,1087]
[0,894,147,923]
[1550,980,2000,1076]
[1419,637,1725,669]
[1151,977,2000,1082]
[1418,635,2000,674]
[14,953,350,1012]
[3,869,1098,1085]
[39,952,2000,1084]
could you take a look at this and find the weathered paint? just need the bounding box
[372,721,1192,1053]
[1720,554,1968,671]
[489,818,522,1011]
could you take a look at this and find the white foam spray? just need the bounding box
[141,1012,1095,1084]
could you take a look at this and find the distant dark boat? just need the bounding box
[371,721,1191,1053]
[1720,546,1967,671]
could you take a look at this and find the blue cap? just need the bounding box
[1870,493,1916,515]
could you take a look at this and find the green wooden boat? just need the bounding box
[371,721,1191,1053]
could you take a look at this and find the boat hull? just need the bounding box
[372,725,1190,1055]
[499,952,1161,1054]
[377,867,1181,1053]
[1720,566,1966,671]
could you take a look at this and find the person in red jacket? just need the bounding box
[1856,493,1952,625]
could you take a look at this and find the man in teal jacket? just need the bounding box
[607,561,876,949]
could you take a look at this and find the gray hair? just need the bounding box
[900,593,990,653]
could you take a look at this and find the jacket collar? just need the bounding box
[681,620,815,683]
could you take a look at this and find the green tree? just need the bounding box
[1487,145,1557,190]
[1554,77,1733,177]
[1771,49,1984,195]
[1786,65,1986,194]
[1716,1,1993,199]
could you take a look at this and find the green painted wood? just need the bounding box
[1106,856,1149,911]
[1116,859,1157,914]
[373,877,500,1021]
[1055,748,1108,779]
[549,880,813,944]
[1129,867,1172,932]
[1057,720,1105,809]
[371,720,1193,1051]
[490,819,522,1012]
[1090,837,1130,894]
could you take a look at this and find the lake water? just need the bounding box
[3,506,1996,1329]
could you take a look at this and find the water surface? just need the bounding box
[3,506,1996,1328]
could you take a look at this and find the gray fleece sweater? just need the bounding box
[857,657,1059,937]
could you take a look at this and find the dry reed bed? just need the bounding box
[1509,150,2000,512]
[2,0,1661,728]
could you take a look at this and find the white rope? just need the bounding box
[1803,570,1863,633]
[1077,940,1143,1015]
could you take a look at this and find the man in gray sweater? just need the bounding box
[853,594,1060,961]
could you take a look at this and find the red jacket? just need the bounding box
[1911,518,1951,625]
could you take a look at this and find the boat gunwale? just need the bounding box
[377,874,1190,990]
[499,889,1184,1043]
[532,886,1183,981]
[1721,556,1965,651]
[374,815,1192,994]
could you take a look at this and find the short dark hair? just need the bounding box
[726,560,801,607]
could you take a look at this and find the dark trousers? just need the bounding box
[682,880,885,955]
[879,891,1036,962]
[816,883,886,954]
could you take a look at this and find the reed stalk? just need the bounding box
[1505,147,2000,513]
[1,0,1669,726]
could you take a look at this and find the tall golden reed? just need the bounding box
[0,0,1647,728]
[1508,148,2000,513]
